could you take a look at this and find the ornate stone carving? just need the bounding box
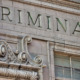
[20,36,43,67]
[0,44,6,57]
[18,52,27,62]
[0,36,46,80]
[0,67,38,80]
[0,36,44,67]
[0,40,16,62]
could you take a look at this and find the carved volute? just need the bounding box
[0,36,46,80]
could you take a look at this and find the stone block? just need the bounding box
[2,23,15,31]
[28,39,42,55]
[2,0,13,6]
[13,1,24,9]
[43,68,49,80]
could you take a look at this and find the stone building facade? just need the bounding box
[0,0,80,80]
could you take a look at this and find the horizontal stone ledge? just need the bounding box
[0,61,40,70]
[11,0,80,15]
[0,67,38,80]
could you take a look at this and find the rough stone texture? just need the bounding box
[0,0,80,80]
[70,0,80,3]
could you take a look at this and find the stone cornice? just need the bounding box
[54,42,80,56]
[11,0,80,16]
[44,0,80,10]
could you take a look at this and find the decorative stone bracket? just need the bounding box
[0,36,45,67]
[0,36,46,80]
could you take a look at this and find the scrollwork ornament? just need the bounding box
[34,56,42,64]
[0,44,6,57]
[25,36,32,43]
[21,36,44,67]
[18,52,27,62]
[0,40,16,62]
[0,37,46,80]
[0,36,45,67]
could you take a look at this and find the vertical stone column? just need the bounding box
[50,45,55,80]
[38,68,43,80]
[47,42,55,80]
[47,41,51,80]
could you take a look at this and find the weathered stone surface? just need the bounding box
[0,0,80,80]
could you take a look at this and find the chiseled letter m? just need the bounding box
[27,12,41,27]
